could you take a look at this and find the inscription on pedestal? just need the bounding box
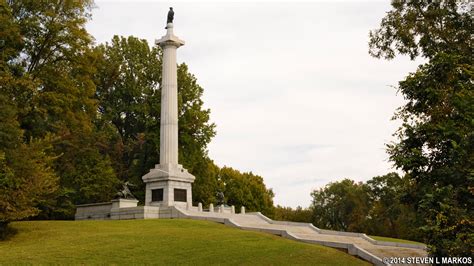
[152,188,164,202]
[174,189,187,202]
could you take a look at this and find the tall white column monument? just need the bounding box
[142,12,195,208]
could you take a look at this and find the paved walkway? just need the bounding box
[176,208,428,265]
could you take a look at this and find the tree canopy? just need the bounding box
[311,179,369,232]
[369,0,473,257]
[219,166,274,215]
[308,174,422,241]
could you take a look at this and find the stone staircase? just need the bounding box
[173,207,428,266]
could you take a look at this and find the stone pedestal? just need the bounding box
[111,198,139,209]
[142,23,194,208]
[142,163,194,208]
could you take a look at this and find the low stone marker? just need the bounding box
[231,205,235,214]
[209,203,214,212]
[241,206,245,214]
[198,202,203,212]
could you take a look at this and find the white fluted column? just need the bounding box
[157,23,184,165]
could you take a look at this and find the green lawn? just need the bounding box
[369,235,425,246]
[1,219,369,265]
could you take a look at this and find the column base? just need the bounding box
[142,164,195,208]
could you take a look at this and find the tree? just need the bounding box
[369,0,471,60]
[272,205,312,223]
[309,174,424,241]
[191,159,219,206]
[94,35,161,200]
[219,166,274,215]
[364,173,422,241]
[369,0,473,257]
[310,179,369,232]
[6,0,97,136]
[0,94,58,238]
[2,0,119,219]
[1,2,58,231]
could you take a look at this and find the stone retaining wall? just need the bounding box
[75,202,112,220]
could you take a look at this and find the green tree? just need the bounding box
[310,174,423,240]
[364,173,422,241]
[310,179,369,232]
[94,35,161,200]
[369,0,473,257]
[220,166,274,215]
[2,0,119,219]
[0,94,58,238]
[191,159,219,206]
[369,0,471,60]
[6,0,97,135]
[177,63,217,203]
[272,205,312,223]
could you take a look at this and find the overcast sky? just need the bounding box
[87,0,424,208]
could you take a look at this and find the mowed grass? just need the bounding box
[369,235,425,246]
[1,219,370,265]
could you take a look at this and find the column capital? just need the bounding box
[156,23,185,48]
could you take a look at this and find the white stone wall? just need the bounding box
[75,202,112,220]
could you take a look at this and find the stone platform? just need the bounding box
[75,199,195,220]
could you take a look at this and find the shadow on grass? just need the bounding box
[0,222,18,241]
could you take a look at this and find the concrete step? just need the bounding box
[177,208,428,265]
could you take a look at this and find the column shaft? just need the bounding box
[160,45,179,165]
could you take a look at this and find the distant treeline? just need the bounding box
[271,173,423,242]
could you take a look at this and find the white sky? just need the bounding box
[87,0,423,208]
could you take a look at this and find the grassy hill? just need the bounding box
[0,219,370,265]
